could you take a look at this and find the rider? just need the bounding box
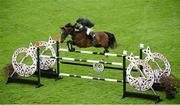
[75,18,96,43]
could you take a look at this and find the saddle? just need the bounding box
[74,27,96,43]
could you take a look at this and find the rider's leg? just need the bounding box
[86,28,92,35]
[86,28,96,43]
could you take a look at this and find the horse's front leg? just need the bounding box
[70,42,75,51]
[67,41,71,51]
[67,41,75,52]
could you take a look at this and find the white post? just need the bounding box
[140,44,144,49]
[123,50,127,56]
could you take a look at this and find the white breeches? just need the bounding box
[75,25,93,36]
[86,28,93,35]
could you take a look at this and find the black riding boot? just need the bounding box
[89,32,96,44]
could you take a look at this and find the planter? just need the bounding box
[165,88,176,99]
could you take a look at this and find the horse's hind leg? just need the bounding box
[104,48,109,53]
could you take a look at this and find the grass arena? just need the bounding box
[0,0,180,104]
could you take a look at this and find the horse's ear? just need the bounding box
[68,23,72,26]
[65,23,73,27]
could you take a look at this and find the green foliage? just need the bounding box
[0,0,180,104]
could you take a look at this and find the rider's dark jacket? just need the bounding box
[76,18,94,28]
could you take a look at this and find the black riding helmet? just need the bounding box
[76,18,94,28]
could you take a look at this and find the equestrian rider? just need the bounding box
[75,18,96,43]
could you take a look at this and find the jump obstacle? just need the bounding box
[36,39,162,103]
[7,37,171,103]
[49,41,163,103]
[60,73,123,83]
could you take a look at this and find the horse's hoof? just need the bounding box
[69,48,75,52]
[71,48,75,51]
[103,50,109,53]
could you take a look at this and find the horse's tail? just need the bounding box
[105,32,117,49]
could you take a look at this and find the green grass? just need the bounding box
[0,0,180,104]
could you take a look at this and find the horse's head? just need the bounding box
[60,23,74,43]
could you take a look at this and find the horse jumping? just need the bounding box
[60,23,117,53]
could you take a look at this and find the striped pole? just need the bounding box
[59,48,140,58]
[59,48,122,57]
[40,55,123,66]
[60,73,125,83]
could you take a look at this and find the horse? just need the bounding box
[60,23,117,53]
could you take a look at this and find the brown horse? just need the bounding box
[60,23,117,53]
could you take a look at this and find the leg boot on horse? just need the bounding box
[67,41,75,52]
